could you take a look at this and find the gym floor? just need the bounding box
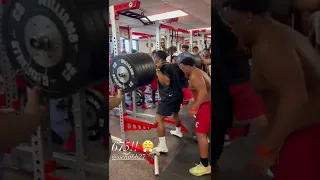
[109,106,271,180]
[1,92,272,180]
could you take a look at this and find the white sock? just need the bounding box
[158,137,167,148]
[175,127,181,133]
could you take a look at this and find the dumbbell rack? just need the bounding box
[0,6,108,180]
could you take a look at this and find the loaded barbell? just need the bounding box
[1,0,156,98]
[110,53,156,92]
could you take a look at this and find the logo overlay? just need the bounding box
[142,140,154,152]
[111,141,153,161]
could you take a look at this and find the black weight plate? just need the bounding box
[177,52,193,63]
[85,88,108,141]
[110,53,156,92]
[1,0,91,98]
[110,55,134,92]
[193,55,202,68]
[131,53,156,87]
[135,90,144,106]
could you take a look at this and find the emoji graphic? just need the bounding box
[142,140,154,152]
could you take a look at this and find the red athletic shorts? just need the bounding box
[273,124,320,180]
[150,77,158,91]
[229,82,265,121]
[182,88,194,101]
[195,101,211,133]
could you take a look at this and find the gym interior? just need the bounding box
[0,0,275,180]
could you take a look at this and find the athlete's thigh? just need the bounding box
[157,101,173,117]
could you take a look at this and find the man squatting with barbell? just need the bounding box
[216,0,320,179]
[153,48,212,176]
[152,50,185,153]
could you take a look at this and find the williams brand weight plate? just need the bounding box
[1,0,91,98]
[110,53,156,92]
[86,89,108,141]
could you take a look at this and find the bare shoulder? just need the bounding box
[189,74,197,82]
[253,24,295,59]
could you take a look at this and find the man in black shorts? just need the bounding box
[153,50,183,153]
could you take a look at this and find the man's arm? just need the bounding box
[201,57,211,65]
[190,76,207,110]
[156,68,170,87]
[257,39,308,153]
[109,96,123,109]
[0,112,43,151]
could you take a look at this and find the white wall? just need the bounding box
[138,39,183,53]
[138,40,157,53]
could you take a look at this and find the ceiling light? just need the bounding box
[189,27,211,31]
[142,10,188,21]
[132,35,141,39]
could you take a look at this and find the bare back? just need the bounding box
[251,20,320,126]
[189,68,211,103]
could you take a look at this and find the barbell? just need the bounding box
[1,0,203,97]
[1,0,109,98]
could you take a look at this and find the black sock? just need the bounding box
[200,158,209,167]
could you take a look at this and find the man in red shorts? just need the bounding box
[180,57,211,176]
[224,0,320,179]
[225,41,268,146]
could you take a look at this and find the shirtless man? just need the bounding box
[224,0,320,179]
[180,57,211,176]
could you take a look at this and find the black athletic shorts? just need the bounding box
[157,97,183,116]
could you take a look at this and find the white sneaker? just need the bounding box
[170,129,183,138]
[267,167,274,178]
[153,145,168,153]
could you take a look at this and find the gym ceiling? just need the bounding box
[109,0,211,36]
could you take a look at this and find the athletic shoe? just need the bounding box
[128,104,133,111]
[63,132,76,152]
[189,163,211,176]
[267,166,274,178]
[170,129,183,138]
[141,104,148,109]
[148,104,156,108]
[153,145,168,153]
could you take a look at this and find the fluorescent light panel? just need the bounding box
[189,27,211,31]
[132,35,141,39]
[143,10,188,21]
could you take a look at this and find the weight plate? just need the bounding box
[110,52,156,92]
[177,52,194,63]
[1,0,91,98]
[86,88,108,141]
[135,90,144,106]
[193,55,202,68]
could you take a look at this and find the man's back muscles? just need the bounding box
[158,64,182,101]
